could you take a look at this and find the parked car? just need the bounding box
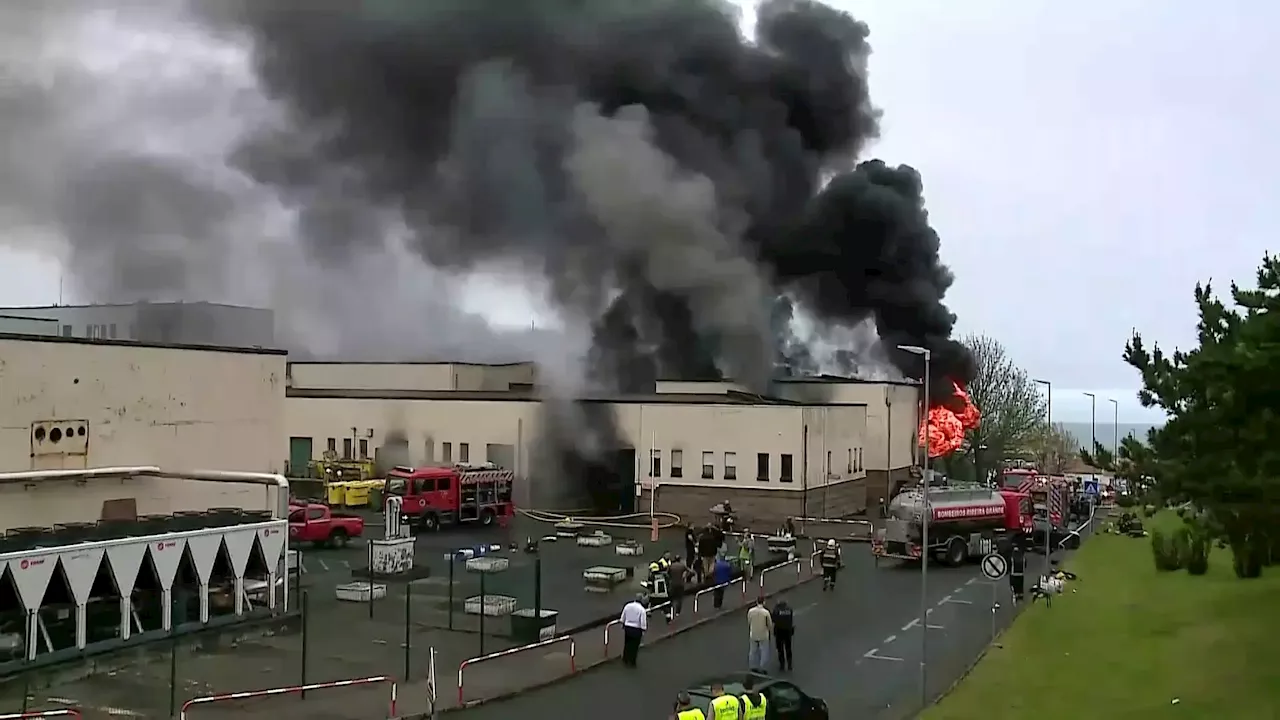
[684,672,828,720]
[288,502,364,548]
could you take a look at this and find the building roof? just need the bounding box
[284,386,856,406]
[287,360,533,368]
[0,332,287,356]
[0,301,269,311]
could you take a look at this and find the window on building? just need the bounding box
[847,449,853,474]
[701,451,714,479]
[459,443,470,463]
[825,451,832,478]
[359,439,369,459]
[856,448,863,472]
[342,438,353,460]
[724,452,737,480]
[327,438,337,453]
[61,325,72,337]
[424,439,436,463]
[756,453,770,481]
[671,449,683,478]
[650,449,662,477]
[442,442,453,463]
[781,454,794,483]
[108,323,117,339]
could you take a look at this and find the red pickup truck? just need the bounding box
[288,503,365,548]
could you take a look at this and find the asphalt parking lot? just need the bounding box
[448,547,1057,720]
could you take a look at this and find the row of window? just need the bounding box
[648,448,864,483]
[60,324,120,339]
[324,438,475,464]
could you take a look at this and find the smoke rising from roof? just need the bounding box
[2,0,976,506]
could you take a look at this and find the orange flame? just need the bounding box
[918,381,980,458]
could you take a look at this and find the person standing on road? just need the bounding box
[771,599,794,671]
[1009,540,1027,603]
[619,593,648,668]
[712,555,733,609]
[685,526,698,567]
[746,598,773,670]
[671,691,705,720]
[667,555,690,620]
[699,525,723,578]
[819,539,841,591]
[707,682,741,720]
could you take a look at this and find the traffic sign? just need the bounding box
[980,553,1008,581]
[1083,480,1099,496]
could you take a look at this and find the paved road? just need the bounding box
[449,548,1051,720]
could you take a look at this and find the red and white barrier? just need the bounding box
[179,676,397,720]
[457,635,575,705]
[691,577,747,614]
[0,712,82,720]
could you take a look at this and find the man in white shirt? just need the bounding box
[746,598,773,670]
[620,593,648,667]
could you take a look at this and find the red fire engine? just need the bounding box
[1000,468,1072,548]
[873,483,1035,566]
[385,463,515,531]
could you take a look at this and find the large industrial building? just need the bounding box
[1,333,924,529]
[0,332,287,529]
[283,362,924,523]
[0,301,275,347]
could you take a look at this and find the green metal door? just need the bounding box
[289,437,313,476]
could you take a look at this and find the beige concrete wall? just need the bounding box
[621,404,803,491]
[285,396,538,470]
[654,380,743,394]
[289,361,537,392]
[0,337,287,530]
[288,362,456,391]
[778,381,920,472]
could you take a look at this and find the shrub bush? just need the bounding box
[1186,533,1210,575]
[1150,530,1184,572]
[1116,494,1137,508]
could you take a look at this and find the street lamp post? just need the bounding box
[898,344,931,708]
[1032,379,1052,427]
[1108,398,1119,457]
[1083,393,1098,501]
[1033,379,1052,559]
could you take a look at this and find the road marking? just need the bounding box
[794,601,819,616]
[863,648,904,662]
[883,634,897,643]
[965,577,978,586]
[902,618,945,631]
[318,559,330,572]
[342,560,351,569]
[939,594,973,605]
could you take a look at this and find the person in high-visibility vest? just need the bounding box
[739,675,768,720]
[671,691,705,720]
[707,682,741,720]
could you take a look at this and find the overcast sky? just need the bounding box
[1,1,1271,423]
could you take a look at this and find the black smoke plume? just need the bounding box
[199,0,971,389]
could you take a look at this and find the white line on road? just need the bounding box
[883,634,897,643]
[939,594,973,605]
[794,601,819,616]
[966,577,978,586]
[902,618,945,631]
[863,648,904,662]
[342,560,351,568]
[318,559,330,572]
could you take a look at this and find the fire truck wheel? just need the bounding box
[480,509,496,526]
[944,537,967,566]
[420,512,439,531]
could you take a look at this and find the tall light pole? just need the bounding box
[1033,379,1052,559]
[1083,392,1097,482]
[898,344,931,707]
[1033,379,1052,427]
[1108,398,1119,456]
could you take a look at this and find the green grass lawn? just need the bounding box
[925,512,1280,719]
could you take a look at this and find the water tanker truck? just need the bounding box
[872,483,1035,566]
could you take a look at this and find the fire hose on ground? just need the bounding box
[517,508,684,530]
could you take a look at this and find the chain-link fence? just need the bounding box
[410,550,544,640]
